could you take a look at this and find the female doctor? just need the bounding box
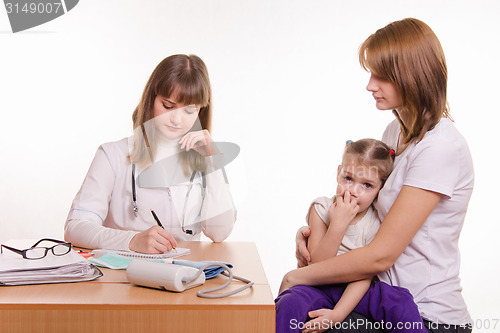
[64,54,236,254]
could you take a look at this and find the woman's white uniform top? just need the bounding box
[64,136,236,251]
[375,118,473,325]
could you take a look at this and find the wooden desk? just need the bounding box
[0,242,275,333]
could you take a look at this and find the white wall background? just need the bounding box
[1,1,499,330]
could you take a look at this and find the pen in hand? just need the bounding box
[150,209,164,228]
[150,209,176,253]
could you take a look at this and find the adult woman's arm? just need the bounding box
[64,145,139,250]
[200,154,236,242]
[65,142,177,253]
[179,130,236,242]
[296,226,311,267]
[279,185,442,294]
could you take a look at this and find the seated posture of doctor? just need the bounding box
[64,54,236,253]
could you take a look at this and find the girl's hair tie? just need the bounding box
[388,149,395,156]
[346,140,353,145]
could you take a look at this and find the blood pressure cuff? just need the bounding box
[172,260,233,279]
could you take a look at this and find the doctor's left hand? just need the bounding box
[179,129,216,156]
[129,226,178,254]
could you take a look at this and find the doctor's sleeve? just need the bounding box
[64,146,138,250]
[200,154,237,242]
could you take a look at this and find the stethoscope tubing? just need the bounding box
[131,163,204,235]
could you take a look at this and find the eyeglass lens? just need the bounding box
[25,243,71,259]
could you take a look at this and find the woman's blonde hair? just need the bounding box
[130,54,212,174]
[359,18,451,144]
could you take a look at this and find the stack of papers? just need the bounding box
[0,241,102,286]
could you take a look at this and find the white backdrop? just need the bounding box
[1,1,499,330]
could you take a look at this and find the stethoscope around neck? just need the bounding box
[131,163,205,235]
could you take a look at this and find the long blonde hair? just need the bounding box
[359,18,451,144]
[130,54,212,175]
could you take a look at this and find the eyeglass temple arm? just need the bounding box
[31,238,69,248]
[1,244,24,255]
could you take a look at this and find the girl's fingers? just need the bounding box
[336,194,343,205]
[302,319,326,333]
[308,310,320,318]
[344,191,351,203]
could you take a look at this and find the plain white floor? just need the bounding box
[1,1,499,331]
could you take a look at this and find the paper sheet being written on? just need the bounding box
[91,247,190,259]
[0,239,102,286]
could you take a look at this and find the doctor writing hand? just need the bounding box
[129,226,177,254]
[179,129,217,156]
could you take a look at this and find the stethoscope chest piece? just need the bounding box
[132,164,138,217]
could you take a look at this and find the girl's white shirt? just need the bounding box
[64,136,236,251]
[375,118,473,325]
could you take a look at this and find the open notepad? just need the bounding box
[91,248,190,259]
[89,248,191,269]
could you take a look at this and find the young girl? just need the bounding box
[290,18,473,333]
[64,54,236,253]
[276,139,426,333]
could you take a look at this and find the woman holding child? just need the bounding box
[277,18,474,333]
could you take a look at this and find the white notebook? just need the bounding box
[91,248,190,259]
